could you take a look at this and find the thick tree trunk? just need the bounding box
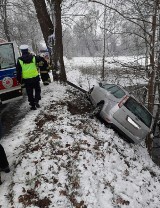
[147,17,156,114]
[53,0,67,82]
[32,0,66,82]
[1,0,11,41]
[32,0,54,45]
[146,0,159,155]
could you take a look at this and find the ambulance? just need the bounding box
[0,39,22,104]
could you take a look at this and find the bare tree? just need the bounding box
[32,0,54,45]
[51,0,67,82]
[146,0,159,155]
[31,0,66,82]
[0,0,11,41]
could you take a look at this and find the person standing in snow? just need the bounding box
[37,54,51,85]
[0,144,10,174]
[0,120,10,176]
[16,45,42,110]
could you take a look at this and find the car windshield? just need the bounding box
[102,84,125,98]
[124,97,152,128]
[0,43,15,69]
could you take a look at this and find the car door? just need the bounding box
[90,85,107,105]
[0,43,19,91]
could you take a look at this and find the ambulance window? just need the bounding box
[0,43,15,69]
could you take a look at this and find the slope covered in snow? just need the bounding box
[0,80,160,208]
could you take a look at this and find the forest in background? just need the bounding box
[0,0,149,57]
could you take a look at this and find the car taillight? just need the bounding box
[118,95,129,108]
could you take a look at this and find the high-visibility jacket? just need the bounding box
[19,57,39,79]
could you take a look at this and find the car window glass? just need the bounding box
[102,84,115,90]
[113,89,125,98]
[0,43,15,69]
[124,97,152,127]
[103,84,125,98]
[107,86,118,93]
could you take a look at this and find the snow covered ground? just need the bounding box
[64,56,147,90]
[64,56,145,69]
[0,57,160,208]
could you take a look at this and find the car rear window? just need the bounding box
[103,84,125,98]
[102,84,115,90]
[124,97,152,128]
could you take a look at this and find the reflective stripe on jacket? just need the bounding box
[19,57,39,79]
[40,70,49,74]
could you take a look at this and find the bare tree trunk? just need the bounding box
[147,16,157,114]
[0,0,11,41]
[102,0,106,81]
[152,12,160,136]
[32,0,66,82]
[146,0,159,155]
[32,0,54,45]
[52,0,67,82]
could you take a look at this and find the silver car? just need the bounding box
[87,82,153,144]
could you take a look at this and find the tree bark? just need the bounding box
[53,0,67,82]
[146,0,159,155]
[32,0,54,45]
[1,0,11,41]
[32,0,66,82]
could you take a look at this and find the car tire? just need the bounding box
[92,103,104,117]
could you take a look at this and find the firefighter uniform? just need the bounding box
[37,55,51,85]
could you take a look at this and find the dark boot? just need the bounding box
[0,166,10,173]
[35,100,40,108]
[30,105,36,110]
[35,103,40,108]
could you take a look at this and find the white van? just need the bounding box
[0,41,23,104]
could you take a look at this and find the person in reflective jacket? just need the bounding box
[37,54,51,85]
[16,45,41,110]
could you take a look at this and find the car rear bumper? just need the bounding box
[101,109,147,144]
[0,87,23,104]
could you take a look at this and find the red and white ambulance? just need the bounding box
[0,39,22,104]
